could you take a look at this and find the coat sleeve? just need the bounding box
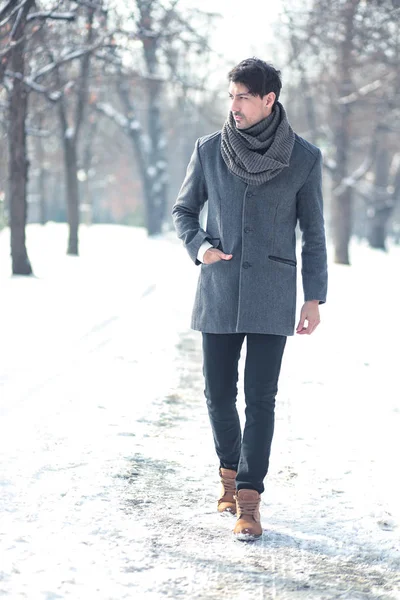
[172,139,211,265]
[296,150,328,304]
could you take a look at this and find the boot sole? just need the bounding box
[217,503,236,515]
[217,504,237,515]
[234,532,262,542]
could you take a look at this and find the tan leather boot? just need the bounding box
[217,468,237,514]
[233,489,262,540]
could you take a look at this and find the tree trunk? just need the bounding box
[63,137,79,255]
[127,134,153,233]
[331,0,360,265]
[8,6,33,276]
[81,119,98,226]
[117,79,154,235]
[331,187,352,264]
[36,119,47,226]
[368,208,391,250]
[367,125,391,250]
[141,6,168,236]
[332,90,353,264]
[146,77,168,236]
[393,163,400,243]
[38,164,47,227]
[287,20,318,144]
[55,6,94,255]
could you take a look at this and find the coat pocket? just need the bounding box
[208,237,222,250]
[268,255,297,267]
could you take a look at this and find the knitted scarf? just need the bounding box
[220,102,295,185]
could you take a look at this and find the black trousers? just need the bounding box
[202,332,287,494]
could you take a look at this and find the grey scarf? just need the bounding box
[220,102,295,185]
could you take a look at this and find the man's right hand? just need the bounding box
[203,248,233,264]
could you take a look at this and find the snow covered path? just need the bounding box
[0,225,399,599]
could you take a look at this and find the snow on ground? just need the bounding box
[0,223,399,600]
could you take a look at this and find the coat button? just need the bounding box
[244,226,252,233]
[242,261,251,269]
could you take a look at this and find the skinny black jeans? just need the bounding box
[202,332,287,494]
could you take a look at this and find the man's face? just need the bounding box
[228,81,275,130]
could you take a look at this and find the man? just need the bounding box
[172,58,327,541]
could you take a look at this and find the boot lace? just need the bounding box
[235,496,259,518]
[221,476,236,494]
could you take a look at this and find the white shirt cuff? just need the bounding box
[197,241,213,263]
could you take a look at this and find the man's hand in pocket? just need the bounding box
[203,248,233,264]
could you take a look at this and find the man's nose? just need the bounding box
[231,97,240,112]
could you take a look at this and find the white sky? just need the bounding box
[182,0,284,64]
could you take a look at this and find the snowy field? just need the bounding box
[0,223,399,600]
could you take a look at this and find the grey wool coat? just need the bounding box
[172,131,328,336]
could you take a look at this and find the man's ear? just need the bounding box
[265,92,276,108]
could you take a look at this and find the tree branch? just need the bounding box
[27,11,76,22]
[0,0,27,26]
[155,0,180,40]
[4,68,61,100]
[339,72,396,104]
[73,0,104,9]
[94,101,130,129]
[332,157,374,197]
[32,33,116,80]
[8,6,25,41]
[0,0,34,85]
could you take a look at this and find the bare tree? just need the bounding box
[36,2,112,254]
[32,110,49,226]
[55,6,95,255]
[95,0,216,235]
[280,0,400,263]
[6,0,35,274]
[364,3,400,248]
[2,0,115,274]
[329,0,361,264]
[2,1,76,274]
[0,0,34,84]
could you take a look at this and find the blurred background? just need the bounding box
[1,4,400,595]
[0,0,399,274]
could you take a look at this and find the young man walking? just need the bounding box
[172,58,328,541]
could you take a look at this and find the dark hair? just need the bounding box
[228,58,282,102]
